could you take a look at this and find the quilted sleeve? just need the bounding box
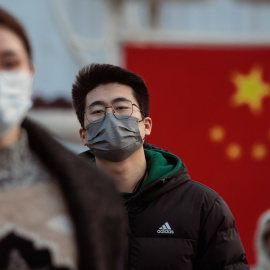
[196,196,250,270]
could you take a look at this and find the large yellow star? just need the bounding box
[231,66,270,114]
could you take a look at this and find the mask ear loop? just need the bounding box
[82,110,87,131]
[139,112,147,143]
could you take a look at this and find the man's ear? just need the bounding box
[144,117,152,136]
[79,128,88,146]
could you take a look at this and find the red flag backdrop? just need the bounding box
[123,44,270,265]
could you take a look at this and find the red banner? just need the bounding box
[123,43,270,265]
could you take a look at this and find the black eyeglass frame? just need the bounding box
[83,100,145,128]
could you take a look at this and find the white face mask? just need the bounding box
[0,71,33,137]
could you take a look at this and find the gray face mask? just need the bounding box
[86,113,144,162]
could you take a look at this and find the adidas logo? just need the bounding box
[157,222,174,234]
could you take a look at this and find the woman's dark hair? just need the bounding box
[72,63,150,128]
[0,7,32,60]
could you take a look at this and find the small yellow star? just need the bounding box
[231,66,270,114]
[209,125,225,142]
[251,143,267,161]
[226,143,242,160]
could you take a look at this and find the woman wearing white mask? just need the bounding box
[0,7,126,270]
[0,9,33,143]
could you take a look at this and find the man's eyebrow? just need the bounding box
[88,101,105,108]
[88,97,131,108]
[112,97,131,103]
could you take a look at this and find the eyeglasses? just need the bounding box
[85,99,145,123]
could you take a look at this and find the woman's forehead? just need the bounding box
[0,26,28,58]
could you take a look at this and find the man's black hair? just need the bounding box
[72,63,150,128]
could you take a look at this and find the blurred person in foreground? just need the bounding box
[72,63,249,270]
[0,7,126,270]
[251,210,270,270]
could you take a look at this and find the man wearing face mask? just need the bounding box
[0,8,126,270]
[72,63,250,270]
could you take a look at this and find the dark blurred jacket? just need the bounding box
[0,118,126,270]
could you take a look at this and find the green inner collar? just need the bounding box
[122,148,182,202]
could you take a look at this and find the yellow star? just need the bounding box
[231,66,270,114]
[251,143,267,161]
[226,143,242,160]
[209,125,225,142]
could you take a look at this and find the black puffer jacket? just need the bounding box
[125,145,249,270]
